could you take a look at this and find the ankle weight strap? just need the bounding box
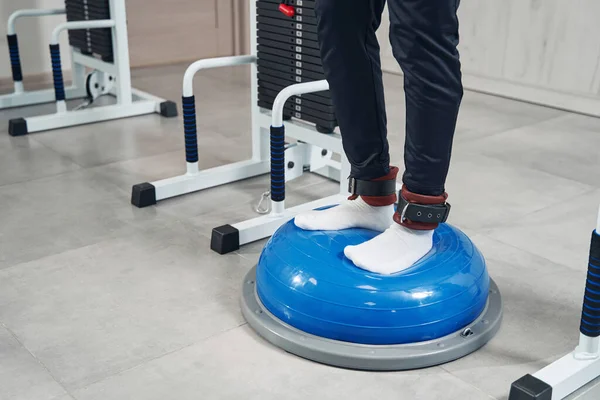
[398,196,451,224]
[348,177,396,197]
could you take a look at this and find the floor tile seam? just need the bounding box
[1,321,74,398]
[0,159,85,190]
[440,365,500,400]
[473,230,591,273]
[68,322,248,393]
[456,112,574,150]
[0,216,161,275]
[29,135,88,169]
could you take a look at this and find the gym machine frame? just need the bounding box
[4,0,177,136]
[132,1,380,252]
[2,8,87,109]
[509,206,600,399]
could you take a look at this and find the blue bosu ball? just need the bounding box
[256,220,489,345]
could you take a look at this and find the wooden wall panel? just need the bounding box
[126,0,234,67]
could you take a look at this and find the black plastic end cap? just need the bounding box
[131,183,157,208]
[316,124,334,134]
[8,118,28,136]
[508,374,552,400]
[211,225,240,254]
[159,101,178,118]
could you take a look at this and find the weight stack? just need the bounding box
[65,0,114,62]
[257,0,337,133]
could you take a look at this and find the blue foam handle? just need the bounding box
[270,125,285,202]
[49,44,65,101]
[581,230,600,337]
[7,34,22,82]
[181,96,198,163]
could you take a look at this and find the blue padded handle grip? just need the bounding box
[181,96,198,163]
[270,125,285,202]
[7,34,22,82]
[49,44,65,101]
[581,231,600,337]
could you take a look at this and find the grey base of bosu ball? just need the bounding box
[241,218,503,370]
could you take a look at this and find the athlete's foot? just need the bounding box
[344,223,434,275]
[294,196,394,232]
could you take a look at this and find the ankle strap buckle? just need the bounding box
[348,177,397,197]
[398,197,451,224]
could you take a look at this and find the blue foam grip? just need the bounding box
[581,231,600,337]
[256,218,490,345]
[7,34,22,82]
[270,125,285,202]
[181,96,198,163]
[49,44,65,101]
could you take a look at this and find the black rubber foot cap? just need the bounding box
[509,374,552,400]
[211,225,240,254]
[9,118,28,136]
[159,101,178,118]
[316,124,334,134]
[131,183,156,208]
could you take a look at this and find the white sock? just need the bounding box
[294,197,394,232]
[344,223,434,275]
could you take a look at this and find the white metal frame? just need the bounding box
[4,0,171,134]
[133,2,344,209]
[227,79,351,249]
[510,206,600,399]
[1,8,87,109]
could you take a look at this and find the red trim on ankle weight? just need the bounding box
[393,185,448,230]
[356,167,399,206]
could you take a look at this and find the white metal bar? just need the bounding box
[234,194,347,246]
[50,20,115,44]
[272,80,330,127]
[182,55,257,97]
[0,86,86,109]
[7,8,65,35]
[71,51,118,76]
[109,0,132,106]
[24,101,157,133]
[152,160,270,201]
[534,353,600,400]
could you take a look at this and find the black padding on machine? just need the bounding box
[398,196,451,224]
[590,231,600,261]
[348,177,396,197]
[580,231,600,338]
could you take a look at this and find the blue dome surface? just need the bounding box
[256,218,490,345]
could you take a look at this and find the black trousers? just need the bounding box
[314,0,463,196]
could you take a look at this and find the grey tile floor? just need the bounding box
[1,64,599,400]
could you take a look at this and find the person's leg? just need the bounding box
[295,0,395,233]
[344,0,462,274]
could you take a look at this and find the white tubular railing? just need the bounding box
[269,80,330,215]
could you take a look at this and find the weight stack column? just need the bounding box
[256,0,337,133]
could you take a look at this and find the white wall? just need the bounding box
[0,0,71,82]
[377,0,600,116]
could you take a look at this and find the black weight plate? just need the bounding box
[258,37,321,57]
[257,23,319,41]
[259,101,337,130]
[258,83,333,106]
[256,8,317,25]
[258,88,335,114]
[257,16,318,34]
[258,50,323,73]
[258,0,317,9]
[257,59,325,80]
[257,30,320,51]
[259,94,335,121]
